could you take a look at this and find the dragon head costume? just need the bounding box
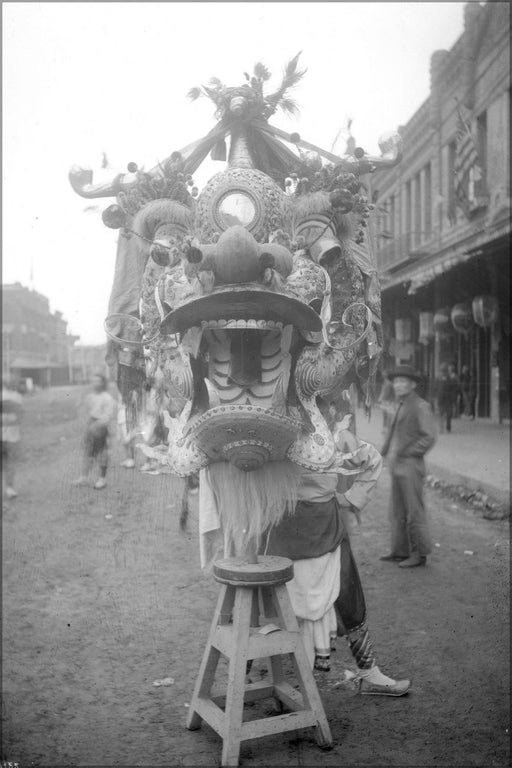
[70,55,402,545]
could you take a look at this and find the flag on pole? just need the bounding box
[453,100,482,218]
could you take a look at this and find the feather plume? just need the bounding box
[265,52,307,112]
[253,61,271,81]
[278,97,301,117]
[187,86,202,101]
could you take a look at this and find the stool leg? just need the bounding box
[187,584,232,730]
[221,587,253,767]
[273,585,333,749]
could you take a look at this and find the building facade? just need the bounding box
[371,2,510,422]
[2,283,79,386]
[68,344,109,384]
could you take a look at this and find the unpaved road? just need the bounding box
[2,386,510,767]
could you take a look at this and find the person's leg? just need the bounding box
[384,474,410,558]
[335,540,410,695]
[3,443,18,497]
[397,468,431,566]
[94,431,109,489]
[120,438,136,468]
[74,430,94,484]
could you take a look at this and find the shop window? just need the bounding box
[413,173,421,246]
[389,194,396,238]
[405,179,412,246]
[423,162,432,239]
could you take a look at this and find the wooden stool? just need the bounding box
[186,555,332,767]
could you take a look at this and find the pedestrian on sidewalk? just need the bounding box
[380,365,437,568]
[74,374,116,490]
[1,378,24,500]
[459,364,475,419]
[435,363,458,433]
[199,399,411,697]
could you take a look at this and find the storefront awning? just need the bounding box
[380,215,511,294]
[10,356,63,369]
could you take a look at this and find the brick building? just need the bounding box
[371,2,510,422]
[2,283,79,386]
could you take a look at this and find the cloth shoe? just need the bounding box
[398,553,426,568]
[379,554,408,562]
[5,487,18,499]
[120,458,135,469]
[93,478,107,490]
[360,677,411,696]
[359,665,411,696]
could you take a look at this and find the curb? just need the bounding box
[427,461,510,512]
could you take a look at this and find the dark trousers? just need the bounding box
[334,539,366,636]
[389,465,432,557]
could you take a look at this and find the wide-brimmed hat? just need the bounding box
[387,365,422,383]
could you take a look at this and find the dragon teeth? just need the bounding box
[201,319,283,330]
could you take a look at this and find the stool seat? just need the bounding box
[213,555,294,586]
[186,556,333,767]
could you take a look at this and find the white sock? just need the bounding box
[359,664,396,686]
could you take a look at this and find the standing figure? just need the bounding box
[1,379,24,500]
[74,374,116,489]
[447,363,460,420]
[435,363,458,433]
[380,365,437,568]
[459,364,475,419]
[199,403,411,697]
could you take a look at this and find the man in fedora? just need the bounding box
[380,365,437,568]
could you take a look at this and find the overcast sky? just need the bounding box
[3,1,467,345]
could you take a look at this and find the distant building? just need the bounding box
[2,282,79,386]
[371,2,510,422]
[68,344,109,384]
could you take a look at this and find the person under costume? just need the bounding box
[198,408,411,697]
[380,365,437,568]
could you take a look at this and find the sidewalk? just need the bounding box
[355,406,510,508]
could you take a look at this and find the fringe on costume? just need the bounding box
[207,460,302,553]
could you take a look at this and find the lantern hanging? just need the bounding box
[472,295,499,328]
[433,307,451,333]
[418,312,434,344]
[395,318,412,342]
[451,303,474,335]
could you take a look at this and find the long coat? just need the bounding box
[381,390,436,472]
[380,390,437,556]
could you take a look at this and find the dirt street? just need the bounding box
[2,387,510,767]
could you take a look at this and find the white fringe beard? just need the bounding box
[207,460,302,554]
